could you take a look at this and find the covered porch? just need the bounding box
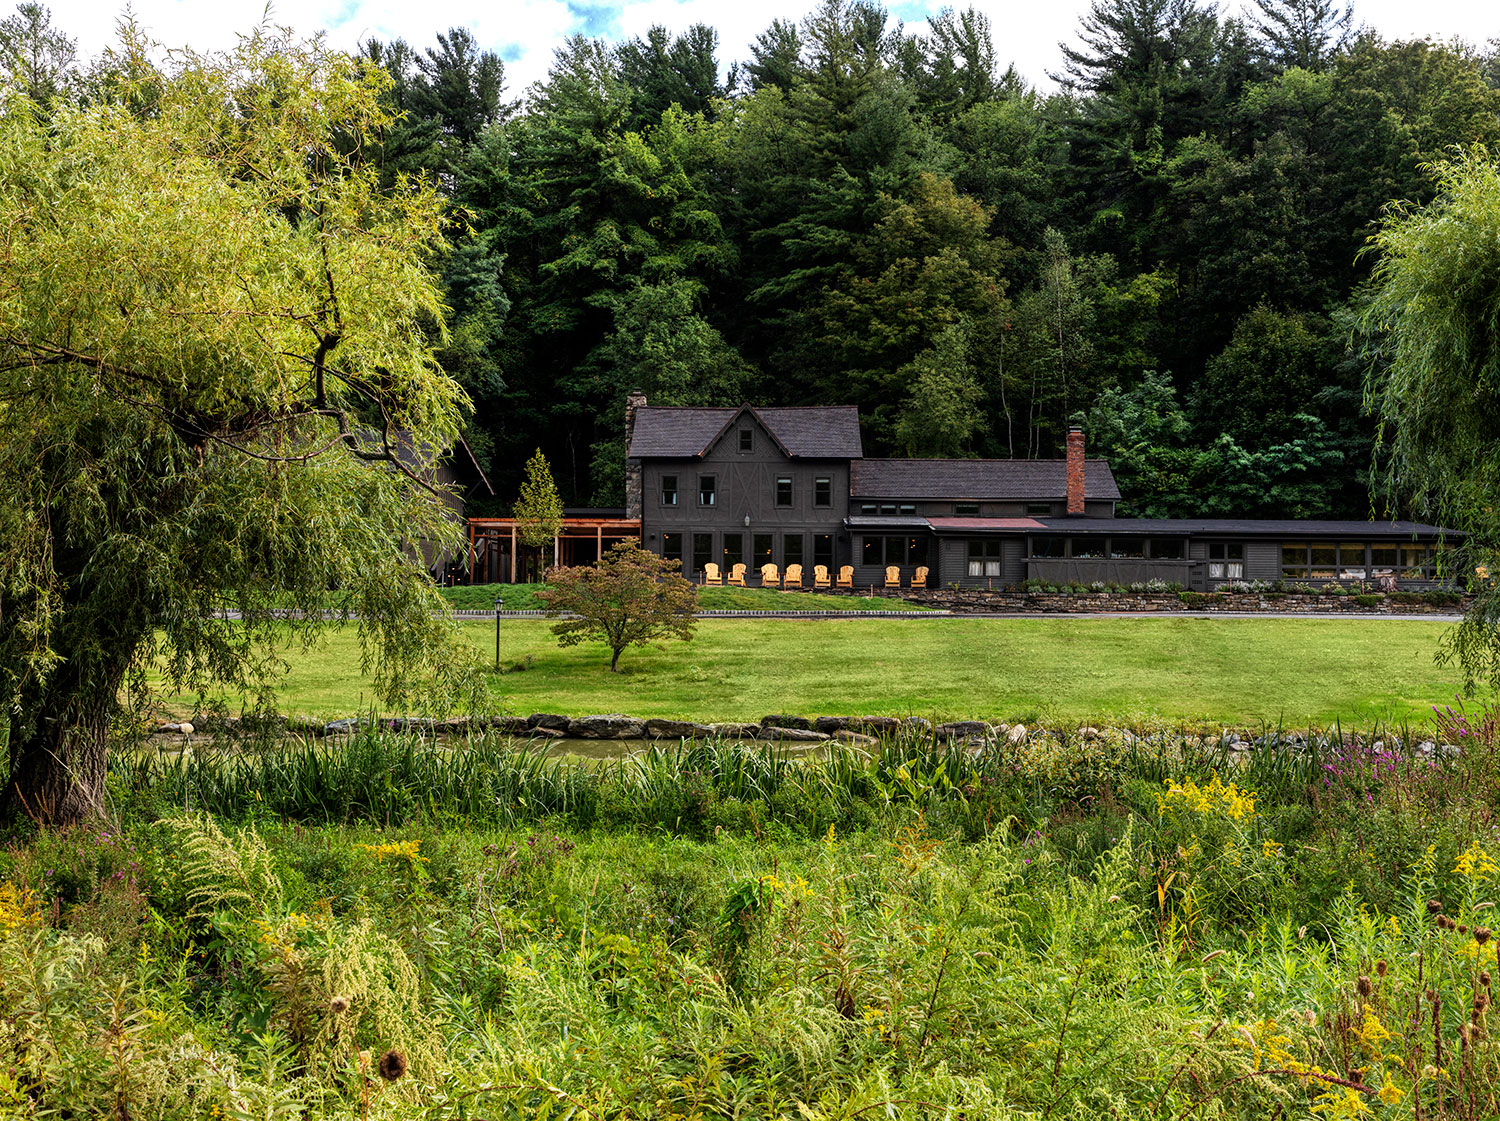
[466,511,641,583]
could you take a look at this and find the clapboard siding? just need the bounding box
[1245,541,1280,582]
[1003,538,1026,584]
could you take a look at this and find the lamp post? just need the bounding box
[494,596,503,669]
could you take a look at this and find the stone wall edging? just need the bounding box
[881,589,1467,615]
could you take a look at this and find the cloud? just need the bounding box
[51,0,1500,105]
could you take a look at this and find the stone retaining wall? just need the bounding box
[881,589,1467,615]
[149,711,1001,745]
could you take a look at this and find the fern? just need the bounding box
[171,813,283,919]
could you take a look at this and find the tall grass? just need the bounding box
[22,706,1500,1120]
[108,717,1471,840]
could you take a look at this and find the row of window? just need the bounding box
[1027,537,1190,561]
[660,475,833,509]
[1019,537,1440,580]
[662,531,835,573]
[860,535,931,567]
[1282,542,1435,579]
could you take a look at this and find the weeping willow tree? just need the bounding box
[0,27,482,824]
[1362,147,1500,688]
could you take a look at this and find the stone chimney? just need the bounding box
[1066,425,1086,516]
[624,388,646,520]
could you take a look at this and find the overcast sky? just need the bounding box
[55,0,1498,96]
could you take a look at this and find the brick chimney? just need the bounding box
[624,388,646,520]
[1066,425,1086,516]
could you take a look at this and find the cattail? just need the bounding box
[1357,975,1374,998]
[1376,959,1388,977]
[1477,926,1492,945]
[330,996,352,1015]
[377,1049,407,1081]
[1429,899,1445,914]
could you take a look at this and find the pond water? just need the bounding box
[132,731,834,763]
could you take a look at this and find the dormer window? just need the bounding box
[739,429,753,452]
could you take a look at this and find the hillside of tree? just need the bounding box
[18,0,1500,517]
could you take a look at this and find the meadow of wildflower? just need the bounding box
[7,710,1500,1117]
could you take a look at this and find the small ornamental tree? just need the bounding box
[538,543,697,671]
[513,448,564,577]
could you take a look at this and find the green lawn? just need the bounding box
[152,617,1466,726]
[438,582,928,612]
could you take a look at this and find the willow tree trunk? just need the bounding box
[4,637,129,826]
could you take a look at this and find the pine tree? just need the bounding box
[514,449,564,577]
[1250,0,1353,72]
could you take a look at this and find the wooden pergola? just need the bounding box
[466,515,642,583]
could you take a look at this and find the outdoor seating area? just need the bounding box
[696,561,929,590]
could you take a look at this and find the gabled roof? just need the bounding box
[629,405,863,460]
[851,458,1121,501]
[700,404,793,459]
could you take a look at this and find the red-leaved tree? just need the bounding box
[538,543,697,671]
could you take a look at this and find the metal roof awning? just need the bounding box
[927,517,1045,532]
[468,516,641,531]
[1028,517,1457,537]
[845,515,932,530]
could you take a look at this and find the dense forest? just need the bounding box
[20,0,1500,516]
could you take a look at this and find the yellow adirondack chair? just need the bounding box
[761,563,781,588]
[813,564,831,589]
[784,563,804,589]
[703,562,723,586]
[911,566,929,589]
[728,563,747,587]
[836,565,854,589]
[884,565,900,588]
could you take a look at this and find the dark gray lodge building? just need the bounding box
[617,394,1454,592]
